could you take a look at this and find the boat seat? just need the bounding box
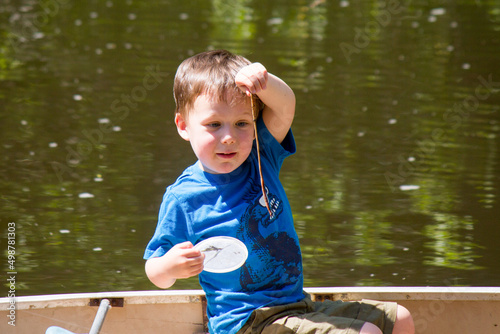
[45,299,111,334]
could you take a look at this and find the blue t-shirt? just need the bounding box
[144,118,304,334]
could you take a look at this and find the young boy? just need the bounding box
[143,50,414,334]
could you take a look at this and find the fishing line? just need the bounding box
[251,95,273,218]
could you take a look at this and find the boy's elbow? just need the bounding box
[289,94,296,116]
[145,259,176,289]
[283,87,296,118]
[151,279,175,290]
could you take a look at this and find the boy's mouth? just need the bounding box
[217,152,236,159]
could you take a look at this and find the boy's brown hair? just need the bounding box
[173,49,252,117]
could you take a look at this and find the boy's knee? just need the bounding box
[393,305,415,334]
[360,322,383,334]
[397,305,412,320]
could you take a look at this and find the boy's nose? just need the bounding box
[221,128,236,144]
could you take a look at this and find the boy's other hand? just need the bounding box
[166,241,205,279]
[145,241,204,289]
[235,62,268,96]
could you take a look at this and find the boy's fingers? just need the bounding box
[186,248,202,258]
[188,253,205,274]
[236,62,268,94]
[178,244,203,258]
[176,241,194,249]
[253,72,268,92]
[236,81,252,95]
[175,241,203,257]
[261,71,268,89]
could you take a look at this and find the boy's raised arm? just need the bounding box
[235,63,296,144]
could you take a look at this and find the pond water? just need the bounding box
[1,0,500,296]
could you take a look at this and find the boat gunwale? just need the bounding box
[1,287,499,311]
[0,290,205,310]
[305,286,500,301]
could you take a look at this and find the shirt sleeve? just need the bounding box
[256,117,296,172]
[143,189,190,260]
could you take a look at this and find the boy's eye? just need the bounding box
[236,121,250,127]
[206,122,221,128]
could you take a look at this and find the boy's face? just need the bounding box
[175,94,255,174]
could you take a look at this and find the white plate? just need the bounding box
[194,236,248,273]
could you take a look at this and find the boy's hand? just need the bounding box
[236,61,295,145]
[164,241,205,279]
[235,62,268,96]
[145,241,205,288]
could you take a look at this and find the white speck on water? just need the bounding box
[78,192,95,199]
[179,13,189,20]
[357,132,365,137]
[430,8,446,16]
[10,12,21,22]
[400,185,420,191]
[408,156,415,162]
[128,13,137,20]
[33,32,45,39]
[340,0,350,8]
[93,247,102,252]
[462,63,471,70]
[49,142,58,148]
[267,17,283,26]
[112,126,121,132]
[94,177,103,182]
[73,94,82,101]
[21,120,28,125]
[388,119,397,124]
[305,205,313,210]
[105,43,116,50]
[428,15,437,23]
[95,48,103,55]
[450,21,458,28]
[19,6,32,13]
[98,118,110,124]
[90,12,98,19]
[75,19,82,26]
[59,229,70,234]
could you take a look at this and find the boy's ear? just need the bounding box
[175,113,190,141]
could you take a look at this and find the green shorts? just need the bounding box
[237,294,397,334]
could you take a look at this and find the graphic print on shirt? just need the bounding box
[237,182,301,291]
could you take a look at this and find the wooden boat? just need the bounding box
[1,287,499,334]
